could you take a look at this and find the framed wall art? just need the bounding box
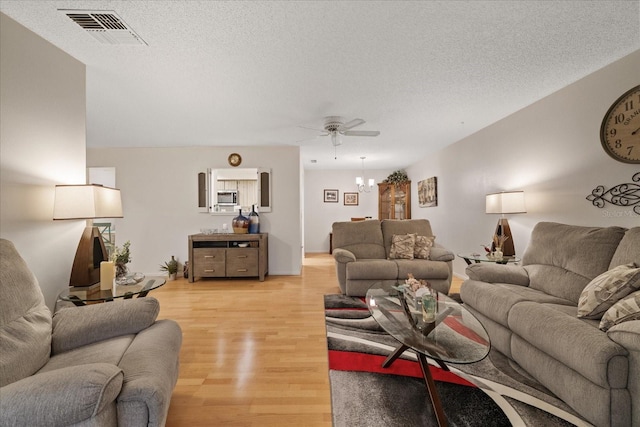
[324,189,339,203]
[344,192,359,206]
[418,177,438,207]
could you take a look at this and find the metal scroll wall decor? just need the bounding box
[586,172,640,215]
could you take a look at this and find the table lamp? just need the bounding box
[485,191,526,257]
[54,184,123,288]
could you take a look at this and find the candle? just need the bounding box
[100,261,114,291]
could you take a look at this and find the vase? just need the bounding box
[248,205,260,234]
[232,209,249,234]
[115,262,129,284]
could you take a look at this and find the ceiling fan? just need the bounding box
[300,116,380,146]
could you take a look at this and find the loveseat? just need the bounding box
[332,219,454,296]
[0,239,183,426]
[460,222,640,427]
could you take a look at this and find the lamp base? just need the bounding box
[69,226,108,288]
[492,218,516,257]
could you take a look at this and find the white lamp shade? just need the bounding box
[368,178,375,187]
[54,184,123,219]
[356,176,363,185]
[486,191,526,214]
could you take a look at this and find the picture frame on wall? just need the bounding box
[324,189,339,203]
[418,177,438,207]
[344,192,359,206]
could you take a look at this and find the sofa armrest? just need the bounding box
[333,248,356,263]
[51,297,160,355]
[607,320,640,351]
[465,263,530,286]
[430,246,454,262]
[0,363,123,426]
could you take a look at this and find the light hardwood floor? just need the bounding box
[152,253,463,426]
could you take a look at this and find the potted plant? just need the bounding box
[160,255,179,281]
[112,241,131,283]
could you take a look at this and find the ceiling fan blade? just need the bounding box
[343,130,380,137]
[297,125,325,132]
[338,118,365,131]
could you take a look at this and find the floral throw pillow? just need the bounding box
[414,235,435,259]
[389,234,416,260]
[577,263,640,319]
[599,291,640,331]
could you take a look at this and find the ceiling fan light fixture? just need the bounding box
[331,131,342,146]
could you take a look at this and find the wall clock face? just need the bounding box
[228,153,242,167]
[600,85,640,164]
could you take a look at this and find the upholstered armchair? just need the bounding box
[0,239,182,426]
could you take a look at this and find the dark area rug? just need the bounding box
[324,294,591,427]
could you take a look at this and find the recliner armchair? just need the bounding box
[0,239,182,426]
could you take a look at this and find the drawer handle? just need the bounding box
[204,255,215,259]
[236,255,248,258]
[237,269,248,272]
[204,269,214,272]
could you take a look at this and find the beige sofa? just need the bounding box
[331,219,454,296]
[0,239,183,426]
[460,222,640,427]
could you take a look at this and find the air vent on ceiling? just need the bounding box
[59,9,147,45]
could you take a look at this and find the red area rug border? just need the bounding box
[328,349,476,388]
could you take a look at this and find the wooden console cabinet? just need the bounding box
[188,233,268,282]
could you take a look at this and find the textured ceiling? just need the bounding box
[1,1,639,170]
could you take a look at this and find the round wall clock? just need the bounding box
[600,85,640,164]
[228,153,242,167]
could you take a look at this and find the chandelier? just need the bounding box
[356,157,374,193]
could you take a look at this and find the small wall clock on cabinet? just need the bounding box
[600,85,640,164]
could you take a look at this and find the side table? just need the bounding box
[58,276,166,307]
[458,252,521,266]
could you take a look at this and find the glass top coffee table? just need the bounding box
[58,276,166,306]
[458,252,521,265]
[366,282,490,427]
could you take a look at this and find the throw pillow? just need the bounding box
[599,291,640,331]
[414,235,435,259]
[389,234,415,260]
[577,263,640,319]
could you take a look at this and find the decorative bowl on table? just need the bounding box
[116,272,145,286]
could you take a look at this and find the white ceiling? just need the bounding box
[2,1,639,170]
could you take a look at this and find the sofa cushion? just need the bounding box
[522,222,627,304]
[0,239,52,387]
[414,235,435,259]
[508,301,629,388]
[466,263,530,286]
[0,363,123,426]
[389,234,415,259]
[460,280,573,327]
[346,259,398,281]
[600,291,640,331]
[332,220,386,259]
[577,263,640,319]
[38,335,135,374]
[381,219,433,258]
[395,259,449,281]
[609,227,640,268]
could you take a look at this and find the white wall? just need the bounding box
[0,13,86,309]
[405,49,640,279]
[304,169,389,253]
[87,146,302,276]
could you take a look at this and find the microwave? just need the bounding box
[217,190,238,206]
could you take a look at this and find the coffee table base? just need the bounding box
[383,344,449,427]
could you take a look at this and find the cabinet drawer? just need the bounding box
[226,248,258,276]
[194,248,225,262]
[193,248,226,277]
